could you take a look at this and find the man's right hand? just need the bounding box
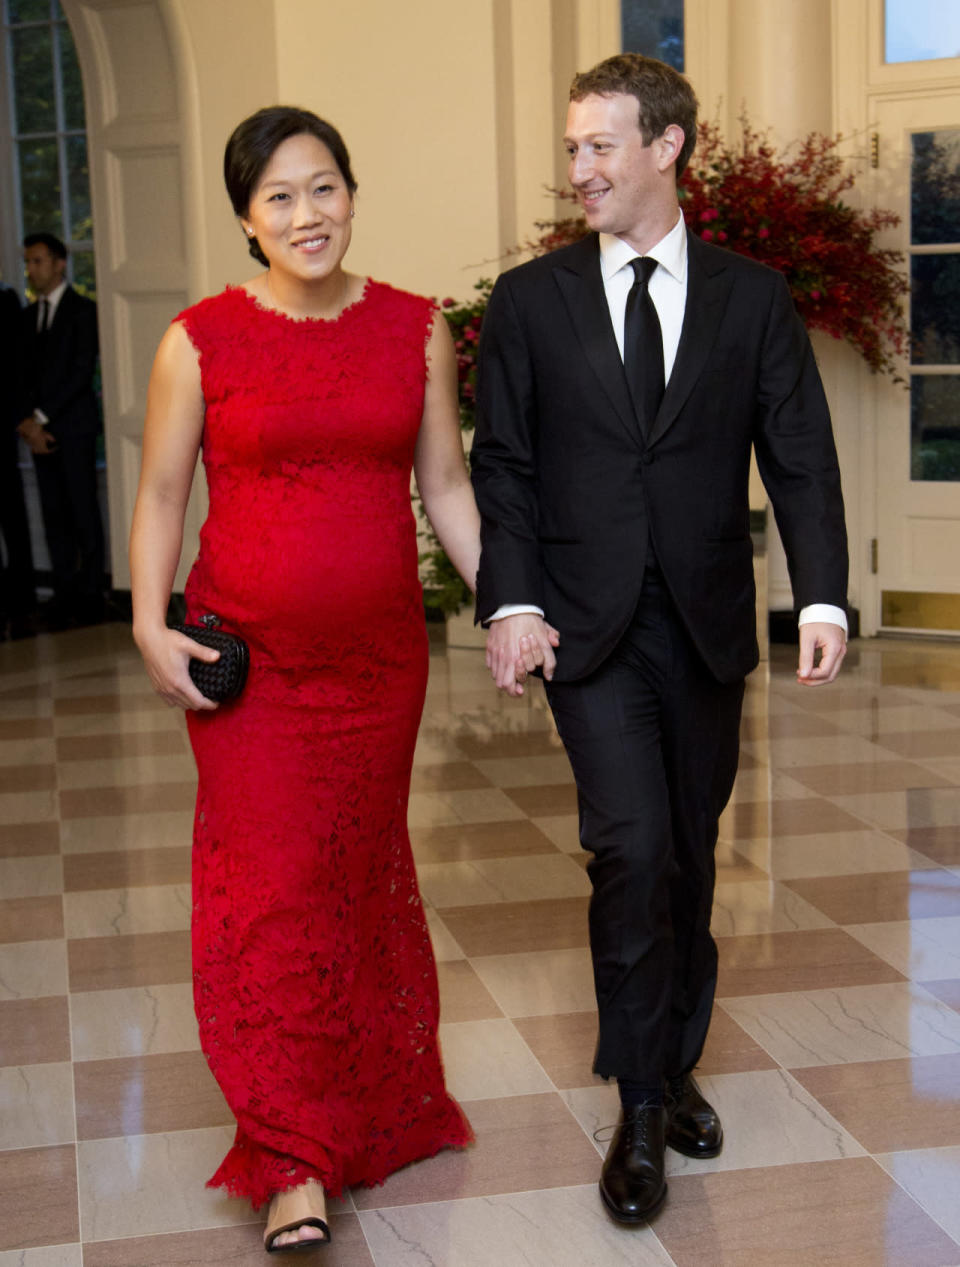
[486,613,560,697]
[17,416,56,455]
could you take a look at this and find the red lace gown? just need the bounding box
[178,282,471,1209]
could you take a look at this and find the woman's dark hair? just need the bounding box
[223,106,358,267]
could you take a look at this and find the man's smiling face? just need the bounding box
[564,92,675,247]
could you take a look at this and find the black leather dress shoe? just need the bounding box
[599,1104,667,1224]
[665,1073,723,1158]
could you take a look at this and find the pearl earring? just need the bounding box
[245,227,254,238]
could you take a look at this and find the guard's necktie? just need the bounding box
[39,298,50,332]
[623,256,664,437]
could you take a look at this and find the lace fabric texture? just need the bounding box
[178,282,472,1209]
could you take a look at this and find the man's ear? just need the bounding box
[656,124,686,172]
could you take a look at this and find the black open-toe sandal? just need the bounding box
[263,1182,332,1255]
[264,1216,331,1254]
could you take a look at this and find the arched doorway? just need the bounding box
[58,0,202,594]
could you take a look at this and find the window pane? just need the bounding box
[58,21,85,130]
[886,0,960,63]
[911,376,960,481]
[11,24,55,134]
[70,250,96,299]
[622,0,684,72]
[19,137,62,238]
[911,132,960,246]
[912,256,960,364]
[66,134,91,241]
[8,0,54,23]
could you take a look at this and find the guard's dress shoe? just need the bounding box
[665,1073,723,1158]
[599,1103,667,1224]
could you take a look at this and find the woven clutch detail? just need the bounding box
[172,615,249,702]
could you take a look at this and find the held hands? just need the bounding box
[486,613,561,697]
[134,626,221,711]
[17,417,57,455]
[797,621,847,686]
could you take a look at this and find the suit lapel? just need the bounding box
[48,286,72,333]
[648,231,734,446]
[552,235,642,451]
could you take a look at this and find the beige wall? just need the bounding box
[165,0,279,298]
[273,0,502,301]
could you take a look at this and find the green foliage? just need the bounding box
[419,280,491,615]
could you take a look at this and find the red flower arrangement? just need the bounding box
[680,119,908,377]
[422,119,909,610]
[440,281,492,427]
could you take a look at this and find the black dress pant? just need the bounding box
[545,563,744,1084]
[0,432,35,622]
[33,434,104,610]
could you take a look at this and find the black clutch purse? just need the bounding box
[172,613,249,702]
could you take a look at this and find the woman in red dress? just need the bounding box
[129,108,489,1253]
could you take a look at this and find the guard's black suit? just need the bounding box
[472,230,848,1082]
[20,286,104,617]
[1,285,34,632]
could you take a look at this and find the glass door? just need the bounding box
[875,98,960,632]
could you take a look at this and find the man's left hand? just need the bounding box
[797,621,846,686]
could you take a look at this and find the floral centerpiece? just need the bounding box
[680,120,908,377]
[420,120,908,614]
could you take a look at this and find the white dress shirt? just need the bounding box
[488,213,846,634]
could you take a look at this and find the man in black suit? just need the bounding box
[18,232,104,626]
[471,55,847,1224]
[0,282,35,638]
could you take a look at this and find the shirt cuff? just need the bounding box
[488,604,545,621]
[798,604,848,635]
[33,408,49,426]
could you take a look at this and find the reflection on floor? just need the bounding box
[1,625,960,1266]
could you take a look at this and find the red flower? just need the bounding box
[442,297,456,308]
[676,116,908,377]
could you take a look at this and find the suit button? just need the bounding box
[642,451,654,465]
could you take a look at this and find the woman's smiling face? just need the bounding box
[241,132,354,282]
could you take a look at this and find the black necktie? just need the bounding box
[39,299,50,332]
[623,257,664,436]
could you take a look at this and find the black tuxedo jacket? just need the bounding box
[1,287,23,431]
[471,230,848,685]
[20,286,100,440]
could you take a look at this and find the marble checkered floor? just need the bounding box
[2,624,960,1266]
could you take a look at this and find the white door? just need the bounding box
[874,94,960,633]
